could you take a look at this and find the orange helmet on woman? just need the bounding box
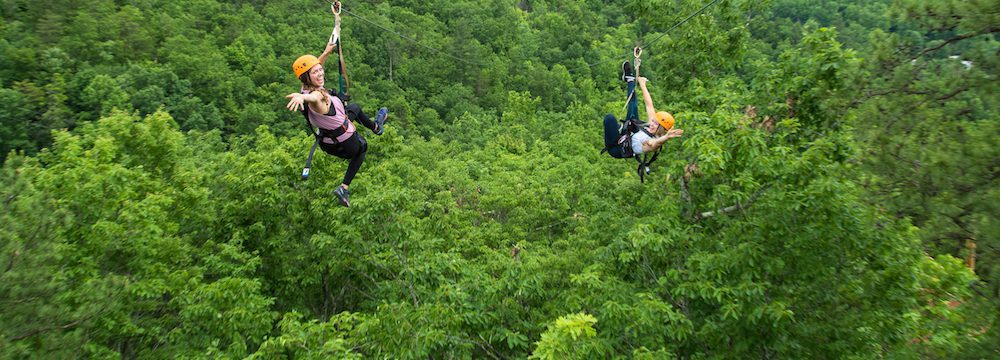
[655,111,675,130]
[293,55,320,78]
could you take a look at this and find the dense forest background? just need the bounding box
[1,0,997,358]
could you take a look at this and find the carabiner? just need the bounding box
[634,47,643,59]
[332,1,342,15]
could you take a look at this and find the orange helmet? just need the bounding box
[292,55,320,78]
[655,111,675,130]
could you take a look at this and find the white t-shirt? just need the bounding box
[631,129,652,155]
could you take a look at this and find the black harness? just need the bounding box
[301,15,352,181]
[601,117,662,183]
[300,89,353,180]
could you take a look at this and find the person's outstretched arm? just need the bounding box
[638,77,656,122]
[285,91,325,112]
[642,128,684,153]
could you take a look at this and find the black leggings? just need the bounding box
[603,114,627,158]
[319,103,378,186]
[602,78,638,159]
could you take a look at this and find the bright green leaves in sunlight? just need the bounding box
[1,110,274,358]
[531,312,601,360]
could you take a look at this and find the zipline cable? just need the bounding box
[318,0,492,67]
[315,0,722,72]
[567,0,723,73]
[644,0,723,48]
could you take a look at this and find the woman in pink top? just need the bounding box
[284,6,388,207]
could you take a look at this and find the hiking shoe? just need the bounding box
[333,185,350,207]
[374,107,389,135]
[621,60,634,83]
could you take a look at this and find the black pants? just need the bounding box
[603,114,627,158]
[319,103,378,186]
[603,78,638,159]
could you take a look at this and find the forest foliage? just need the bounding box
[1,0,997,358]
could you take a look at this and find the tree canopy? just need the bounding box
[1,0,996,358]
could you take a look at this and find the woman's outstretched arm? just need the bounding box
[284,91,325,112]
[642,128,684,153]
[638,77,656,122]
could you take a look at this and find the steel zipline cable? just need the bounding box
[645,0,723,48]
[567,0,724,73]
[317,0,723,72]
[319,0,492,67]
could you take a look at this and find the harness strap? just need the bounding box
[302,139,319,180]
[316,124,349,141]
[337,40,349,93]
[329,2,349,94]
[299,101,347,181]
[622,47,642,114]
[622,88,637,114]
[639,125,654,137]
[635,149,661,183]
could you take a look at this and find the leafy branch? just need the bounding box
[694,184,771,222]
[11,315,94,341]
[913,27,1000,59]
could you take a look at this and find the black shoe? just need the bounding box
[374,107,389,135]
[621,61,634,83]
[333,186,350,207]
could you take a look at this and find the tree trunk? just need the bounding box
[965,238,976,271]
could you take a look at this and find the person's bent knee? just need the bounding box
[608,146,626,159]
[358,136,368,154]
[345,103,362,118]
[604,114,617,124]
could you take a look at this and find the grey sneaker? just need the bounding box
[333,185,350,207]
[374,107,389,135]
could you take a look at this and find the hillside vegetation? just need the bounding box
[1,0,996,358]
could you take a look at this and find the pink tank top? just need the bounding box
[304,90,355,144]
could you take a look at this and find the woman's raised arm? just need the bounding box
[638,77,657,123]
[318,4,341,65]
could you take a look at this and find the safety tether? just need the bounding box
[302,1,349,181]
[331,1,350,94]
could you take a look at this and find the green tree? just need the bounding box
[1,111,275,358]
[2,1,993,358]
[0,88,35,158]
